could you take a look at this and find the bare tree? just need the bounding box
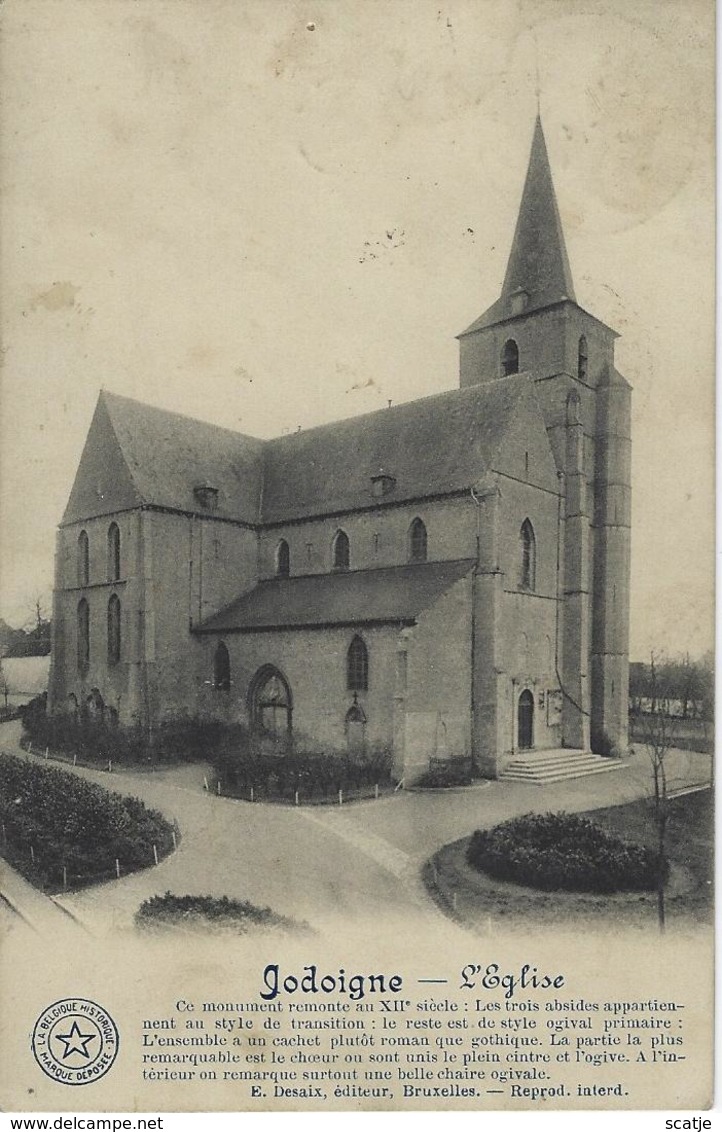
[0,662,9,713]
[639,651,677,933]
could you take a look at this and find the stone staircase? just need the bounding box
[501,748,629,785]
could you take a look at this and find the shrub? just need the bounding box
[20,700,240,767]
[212,736,394,803]
[466,811,668,894]
[135,892,309,935]
[0,752,175,891]
[415,760,473,789]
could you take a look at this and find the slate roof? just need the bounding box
[194,559,476,632]
[460,116,576,336]
[71,375,533,527]
[260,375,531,523]
[101,391,264,524]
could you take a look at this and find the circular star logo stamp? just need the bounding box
[31,999,119,1085]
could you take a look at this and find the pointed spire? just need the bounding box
[501,115,575,307]
[459,116,576,337]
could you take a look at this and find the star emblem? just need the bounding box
[54,1020,97,1060]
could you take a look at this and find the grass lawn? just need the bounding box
[424,788,713,934]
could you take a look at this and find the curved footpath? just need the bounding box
[0,721,711,938]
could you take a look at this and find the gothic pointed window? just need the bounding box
[578,335,588,381]
[77,598,89,673]
[276,539,290,578]
[107,522,121,582]
[347,635,368,692]
[78,530,89,586]
[333,529,350,571]
[502,338,519,376]
[250,666,292,737]
[519,519,536,590]
[107,594,121,666]
[408,517,428,563]
[213,642,231,691]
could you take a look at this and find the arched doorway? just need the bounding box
[345,697,367,754]
[518,689,534,750]
[86,688,105,723]
[249,666,292,739]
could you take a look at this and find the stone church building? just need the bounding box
[48,117,631,781]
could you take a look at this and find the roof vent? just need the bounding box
[194,483,219,511]
[370,471,396,498]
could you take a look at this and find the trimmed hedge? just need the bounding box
[135,892,309,935]
[466,811,668,894]
[21,699,395,804]
[20,696,231,767]
[415,760,473,789]
[0,752,175,891]
[212,739,394,803]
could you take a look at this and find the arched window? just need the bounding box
[502,338,519,376]
[276,539,290,578]
[250,666,292,737]
[347,635,368,692]
[77,599,89,672]
[213,642,231,691]
[578,335,588,381]
[107,523,121,582]
[107,594,121,666]
[408,517,428,563]
[77,530,89,586]
[519,519,536,590]
[333,529,350,571]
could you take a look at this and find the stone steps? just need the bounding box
[501,749,629,784]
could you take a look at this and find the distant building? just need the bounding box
[48,117,631,780]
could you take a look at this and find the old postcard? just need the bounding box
[0,0,714,1118]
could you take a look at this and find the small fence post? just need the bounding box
[216,780,221,796]
[338,788,343,806]
[115,858,120,879]
[374,783,379,800]
[203,776,209,792]
[63,865,68,891]
[171,829,177,850]
[30,844,35,865]
[250,786,254,803]
[1,821,5,845]
[44,747,49,760]
[153,844,159,866]
[108,759,112,773]
[294,790,299,806]
[73,753,77,767]
[28,742,32,754]
[452,890,458,913]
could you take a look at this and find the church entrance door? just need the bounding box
[518,689,534,749]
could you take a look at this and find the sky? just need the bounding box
[0,0,715,660]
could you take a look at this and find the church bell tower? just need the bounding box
[459,115,631,755]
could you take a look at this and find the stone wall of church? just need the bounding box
[193,624,401,753]
[459,303,615,392]
[49,512,138,722]
[258,495,477,578]
[142,509,258,723]
[496,475,563,760]
[400,574,473,779]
